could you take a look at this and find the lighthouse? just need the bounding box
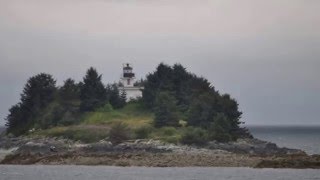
[119,63,143,101]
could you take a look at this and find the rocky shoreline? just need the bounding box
[1,136,319,168]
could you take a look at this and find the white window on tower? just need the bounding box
[127,79,131,85]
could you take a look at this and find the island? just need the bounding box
[1,63,319,168]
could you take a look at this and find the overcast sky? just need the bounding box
[0,0,319,126]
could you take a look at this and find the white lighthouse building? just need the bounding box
[119,63,143,101]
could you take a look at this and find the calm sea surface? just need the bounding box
[248,126,320,155]
[0,166,320,180]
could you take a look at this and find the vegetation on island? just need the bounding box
[5,63,250,145]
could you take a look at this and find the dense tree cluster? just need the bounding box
[153,92,180,128]
[5,73,57,135]
[5,68,126,136]
[143,63,250,141]
[5,63,250,142]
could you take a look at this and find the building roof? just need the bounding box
[123,63,133,70]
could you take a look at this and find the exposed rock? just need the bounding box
[0,136,318,168]
[207,138,305,156]
[255,154,320,169]
[13,138,70,156]
[0,136,29,149]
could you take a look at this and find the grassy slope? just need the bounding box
[82,102,153,129]
[32,102,186,143]
[32,102,156,143]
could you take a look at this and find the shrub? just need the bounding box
[161,127,177,136]
[180,127,209,146]
[97,103,114,112]
[109,122,131,144]
[162,135,181,144]
[58,111,79,126]
[134,126,153,139]
[179,120,187,127]
[148,127,181,144]
[209,126,232,142]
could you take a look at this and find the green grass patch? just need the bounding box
[149,127,183,144]
[32,125,109,143]
[82,102,154,129]
[29,102,193,144]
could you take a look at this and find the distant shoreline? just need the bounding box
[246,125,320,128]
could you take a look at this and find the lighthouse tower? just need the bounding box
[119,63,143,101]
[121,63,136,87]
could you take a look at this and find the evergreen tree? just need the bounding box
[142,63,174,108]
[5,103,25,136]
[51,78,82,126]
[172,64,192,112]
[187,92,217,128]
[6,73,57,135]
[142,63,245,138]
[142,63,213,111]
[154,92,180,127]
[59,78,80,103]
[218,94,243,130]
[80,67,107,111]
[209,113,232,142]
[107,84,126,109]
[20,73,57,110]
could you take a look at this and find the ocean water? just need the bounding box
[0,166,320,180]
[248,126,320,155]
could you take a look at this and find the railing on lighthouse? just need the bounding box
[123,63,135,78]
